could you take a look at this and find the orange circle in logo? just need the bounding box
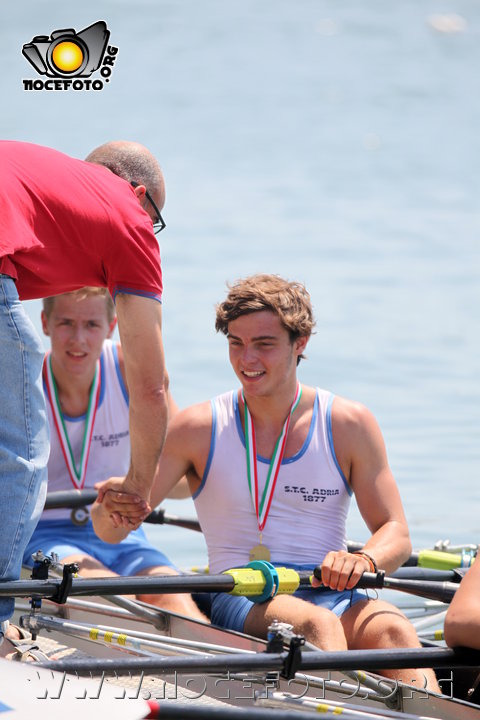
[51,41,84,73]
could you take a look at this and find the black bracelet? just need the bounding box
[353,551,378,573]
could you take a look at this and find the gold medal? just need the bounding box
[249,544,271,562]
[71,507,89,526]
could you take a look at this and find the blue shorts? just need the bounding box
[23,519,176,576]
[211,564,368,633]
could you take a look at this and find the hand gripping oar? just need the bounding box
[313,567,459,603]
[44,489,202,532]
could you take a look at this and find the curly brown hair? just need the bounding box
[215,274,315,363]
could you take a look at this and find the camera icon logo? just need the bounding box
[22,21,110,78]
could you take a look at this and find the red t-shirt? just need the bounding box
[0,141,162,302]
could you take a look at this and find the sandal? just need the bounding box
[1,624,49,663]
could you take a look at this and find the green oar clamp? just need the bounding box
[224,562,302,603]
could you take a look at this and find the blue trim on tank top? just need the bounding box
[112,342,129,405]
[50,351,107,422]
[326,394,352,496]
[192,398,217,499]
[233,389,318,464]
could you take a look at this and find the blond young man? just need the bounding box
[21,288,205,622]
[95,274,439,691]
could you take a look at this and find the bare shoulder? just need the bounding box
[167,400,213,444]
[330,395,387,470]
[160,400,213,485]
[331,395,380,435]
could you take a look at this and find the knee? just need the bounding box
[294,609,346,650]
[376,616,420,649]
[444,611,477,649]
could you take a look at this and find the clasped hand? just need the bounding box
[95,477,152,530]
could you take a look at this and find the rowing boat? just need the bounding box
[5,491,480,719]
[9,562,480,719]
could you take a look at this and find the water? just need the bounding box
[3,0,480,568]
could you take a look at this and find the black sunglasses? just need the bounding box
[131,181,166,235]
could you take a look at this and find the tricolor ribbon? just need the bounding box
[242,382,302,532]
[43,353,101,489]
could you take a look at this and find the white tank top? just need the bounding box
[42,340,130,521]
[193,388,352,573]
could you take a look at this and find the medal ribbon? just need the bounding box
[44,353,101,489]
[242,382,302,532]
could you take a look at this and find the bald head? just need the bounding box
[85,141,165,208]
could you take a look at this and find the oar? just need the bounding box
[0,563,463,604]
[44,488,98,509]
[44,493,476,562]
[44,489,202,532]
[145,507,201,532]
[313,568,459,604]
[347,541,475,571]
[387,566,465,582]
[38,645,480,675]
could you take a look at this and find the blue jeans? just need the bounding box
[0,275,49,620]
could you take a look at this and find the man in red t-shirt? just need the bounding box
[0,140,168,653]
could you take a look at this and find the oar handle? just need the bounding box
[311,565,385,587]
[44,491,202,532]
[312,566,458,604]
[144,508,202,532]
[44,489,98,509]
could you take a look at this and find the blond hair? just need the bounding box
[42,288,115,324]
[215,274,315,363]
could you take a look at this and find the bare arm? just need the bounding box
[92,402,210,542]
[109,294,168,499]
[116,338,190,500]
[116,343,188,497]
[444,559,480,649]
[150,402,211,506]
[320,398,411,590]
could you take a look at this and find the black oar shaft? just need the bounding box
[44,490,202,531]
[0,573,235,599]
[356,572,458,604]
[145,508,201,532]
[44,489,98,509]
[311,568,459,604]
[389,567,457,582]
[39,646,480,675]
[2,565,461,603]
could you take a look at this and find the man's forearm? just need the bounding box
[362,521,412,574]
[115,294,168,500]
[127,388,169,499]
